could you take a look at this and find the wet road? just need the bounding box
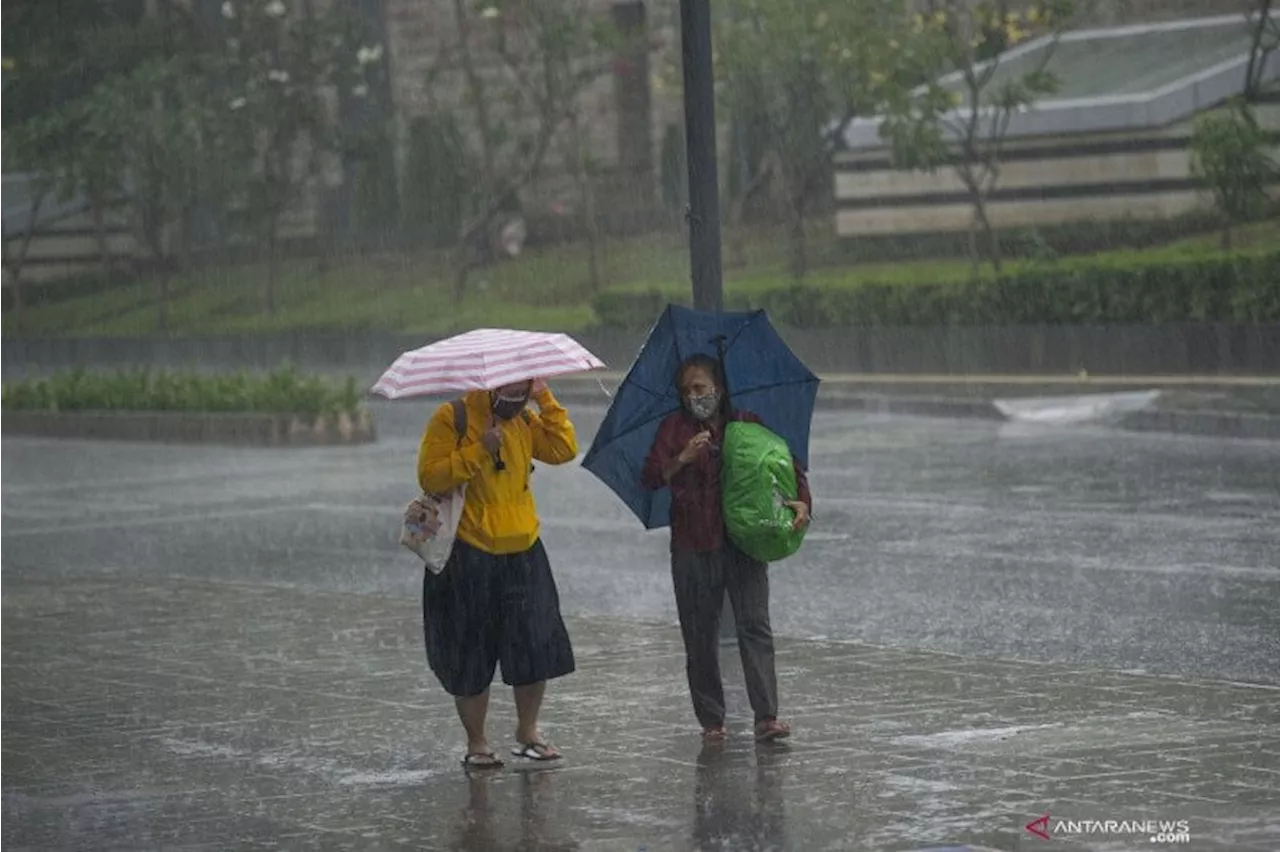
[4,403,1278,686]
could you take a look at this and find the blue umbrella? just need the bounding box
[582,304,820,529]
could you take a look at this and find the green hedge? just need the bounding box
[823,211,1231,266]
[1,365,364,423]
[593,251,1280,328]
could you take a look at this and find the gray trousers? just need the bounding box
[671,545,779,727]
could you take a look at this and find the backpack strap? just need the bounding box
[450,399,467,448]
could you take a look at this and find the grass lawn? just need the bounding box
[5,218,1277,338]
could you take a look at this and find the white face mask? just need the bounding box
[492,393,528,420]
[687,390,720,421]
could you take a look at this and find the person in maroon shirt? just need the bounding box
[642,354,811,742]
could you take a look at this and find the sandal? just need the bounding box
[702,725,728,740]
[511,740,562,761]
[755,718,791,742]
[461,751,504,770]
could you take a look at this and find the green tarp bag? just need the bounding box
[721,420,807,563]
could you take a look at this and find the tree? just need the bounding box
[219,0,372,315]
[434,0,612,302]
[0,174,47,329]
[1190,100,1279,250]
[5,0,378,327]
[2,0,154,127]
[1243,0,1279,102]
[2,0,171,318]
[3,112,78,329]
[880,1,1075,275]
[715,0,912,282]
[103,56,245,331]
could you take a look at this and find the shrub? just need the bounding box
[824,211,1228,267]
[592,250,1280,328]
[1,364,367,425]
[0,267,139,312]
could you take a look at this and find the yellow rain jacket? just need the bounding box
[417,388,578,555]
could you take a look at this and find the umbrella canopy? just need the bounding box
[582,305,819,529]
[371,328,606,399]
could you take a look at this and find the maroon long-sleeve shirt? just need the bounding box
[642,409,812,554]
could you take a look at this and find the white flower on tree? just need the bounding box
[356,44,383,65]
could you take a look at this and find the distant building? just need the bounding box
[834,13,1280,239]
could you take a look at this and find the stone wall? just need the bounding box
[834,98,1280,237]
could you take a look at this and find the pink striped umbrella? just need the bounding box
[371,328,607,399]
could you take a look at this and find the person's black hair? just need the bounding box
[676,353,732,417]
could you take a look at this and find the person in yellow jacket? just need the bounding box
[417,378,578,771]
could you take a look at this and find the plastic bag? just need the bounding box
[721,421,806,563]
[400,485,466,574]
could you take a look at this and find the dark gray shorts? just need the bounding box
[422,538,575,697]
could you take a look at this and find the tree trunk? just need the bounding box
[967,215,982,280]
[6,190,47,332]
[788,197,807,283]
[90,192,113,279]
[9,269,21,332]
[157,265,170,333]
[966,180,1002,275]
[1243,0,1273,101]
[266,216,279,317]
[727,195,749,270]
[975,195,1002,274]
[570,110,602,293]
[453,256,473,304]
[727,159,771,271]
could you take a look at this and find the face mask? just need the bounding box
[687,391,720,422]
[493,394,528,421]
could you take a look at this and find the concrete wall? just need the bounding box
[6,325,1278,380]
[835,97,1280,238]
[2,203,138,285]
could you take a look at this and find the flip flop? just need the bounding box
[755,719,791,742]
[461,751,504,770]
[511,741,562,761]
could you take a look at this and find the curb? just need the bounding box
[540,388,1280,440]
[1,409,378,447]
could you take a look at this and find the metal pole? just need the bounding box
[679,1,734,643]
[679,0,723,313]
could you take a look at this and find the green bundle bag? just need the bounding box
[721,420,807,563]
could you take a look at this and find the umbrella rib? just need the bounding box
[730,376,821,397]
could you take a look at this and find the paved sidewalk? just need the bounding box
[4,571,1278,851]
